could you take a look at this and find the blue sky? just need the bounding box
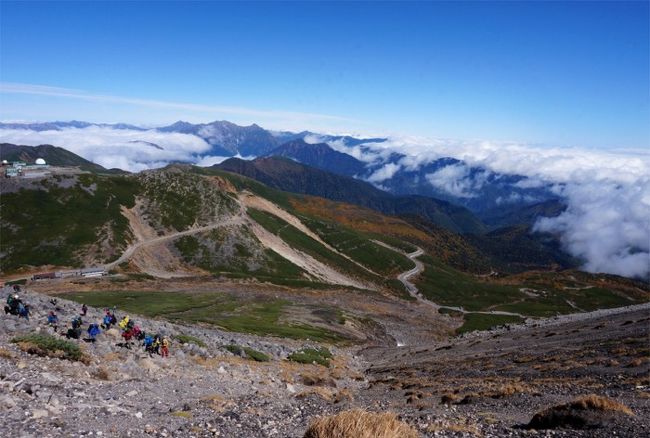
[0,1,648,149]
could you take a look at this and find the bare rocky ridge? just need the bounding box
[361,303,650,437]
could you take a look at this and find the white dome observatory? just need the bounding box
[35,158,46,165]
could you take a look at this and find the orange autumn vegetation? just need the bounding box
[291,196,489,272]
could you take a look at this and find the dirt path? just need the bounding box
[373,240,525,318]
[108,193,373,288]
[104,214,245,271]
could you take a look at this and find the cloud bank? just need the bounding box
[329,137,650,279]
[0,126,212,172]
[425,163,489,198]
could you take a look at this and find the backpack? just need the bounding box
[88,324,100,337]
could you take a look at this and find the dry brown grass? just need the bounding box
[487,382,528,399]
[427,420,481,436]
[304,409,419,438]
[170,411,192,419]
[333,388,354,404]
[528,394,634,430]
[438,380,530,404]
[626,357,648,368]
[296,387,354,404]
[512,355,535,364]
[92,366,111,381]
[201,393,235,413]
[101,351,123,362]
[440,393,461,404]
[296,387,336,403]
[280,360,327,384]
[0,347,14,359]
[569,395,634,415]
[301,370,337,388]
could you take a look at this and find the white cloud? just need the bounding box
[0,126,211,172]
[535,178,650,278]
[495,193,540,205]
[425,163,486,198]
[366,163,401,183]
[327,135,650,279]
[0,82,352,125]
[195,155,231,167]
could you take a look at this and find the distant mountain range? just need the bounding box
[0,120,563,229]
[0,120,145,132]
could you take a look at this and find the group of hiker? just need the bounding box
[4,288,30,321]
[4,287,171,358]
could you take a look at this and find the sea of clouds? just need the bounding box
[309,134,650,280]
[0,126,231,171]
[2,126,649,279]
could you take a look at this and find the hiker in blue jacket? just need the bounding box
[87,323,101,342]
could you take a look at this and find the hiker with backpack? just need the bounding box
[161,336,170,358]
[132,325,143,341]
[4,294,21,315]
[118,315,130,331]
[86,323,101,342]
[143,334,155,355]
[65,324,82,339]
[102,309,117,329]
[153,335,161,355]
[47,311,59,332]
[72,316,83,330]
[18,303,30,321]
[101,312,113,330]
[81,304,87,316]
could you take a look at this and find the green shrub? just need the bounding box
[224,344,270,362]
[174,334,206,348]
[12,333,86,362]
[288,347,332,367]
[224,344,243,355]
[243,346,270,362]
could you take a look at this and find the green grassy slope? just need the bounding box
[137,166,238,231]
[61,290,348,342]
[1,174,140,272]
[418,256,649,333]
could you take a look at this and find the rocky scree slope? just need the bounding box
[0,286,368,437]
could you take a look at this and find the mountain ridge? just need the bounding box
[0,143,122,173]
[215,156,486,235]
[0,120,568,229]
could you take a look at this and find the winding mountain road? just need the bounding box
[104,215,245,271]
[374,240,525,318]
